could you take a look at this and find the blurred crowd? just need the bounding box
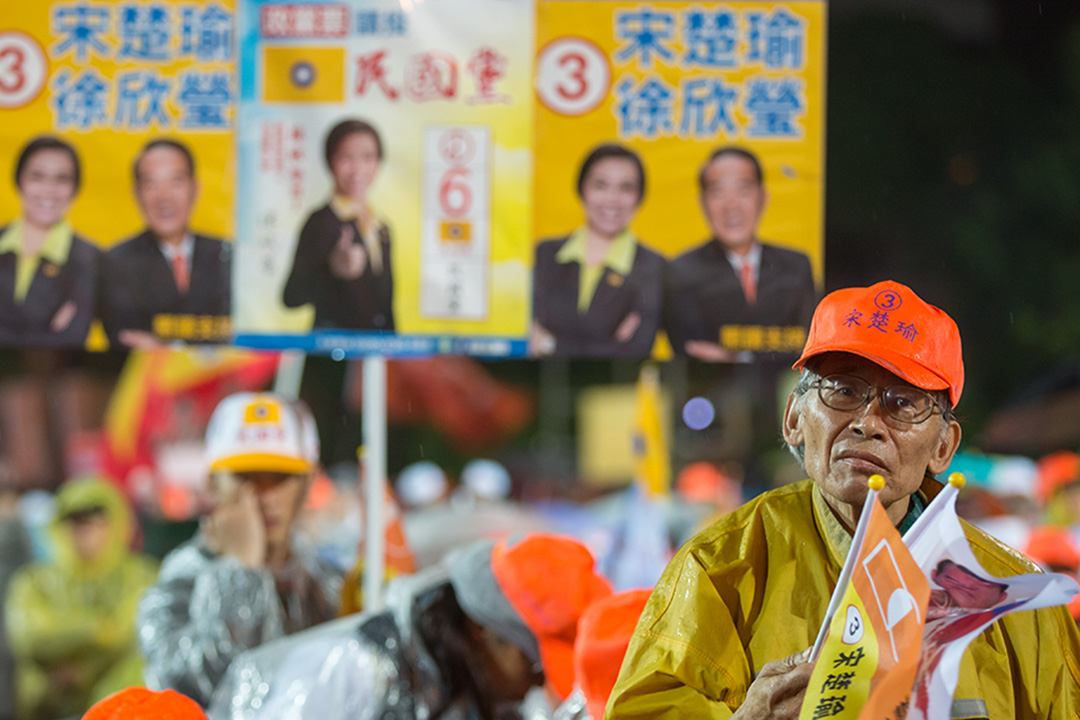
[0,381,1077,720]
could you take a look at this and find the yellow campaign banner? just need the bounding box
[232,0,535,358]
[801,497,929,720]
[533,1,826,360]
[0,0,236,349]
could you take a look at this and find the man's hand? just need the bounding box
[117,329,161,349]
[328,225,367,280]
[50,300,77,333]
[685,340,740,362]
[529,321,556,356]
[614,312,642,343]
[731,648,814,720]
[202,484,266,568]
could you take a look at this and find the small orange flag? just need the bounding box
[801,480,930,720]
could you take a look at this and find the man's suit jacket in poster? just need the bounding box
[665,239,817,357]
[99,231,231,346]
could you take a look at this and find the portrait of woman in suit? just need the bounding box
[531,143,664,357]
[282,118,394,332]
[0,136,100,347]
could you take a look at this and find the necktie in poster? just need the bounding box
[233,0,535,358]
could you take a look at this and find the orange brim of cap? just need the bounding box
[209,453,312,475]
[794,338,951,395]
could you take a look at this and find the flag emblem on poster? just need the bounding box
[439,220,472,243]
[263,46,346,103]
[801,478,930,720]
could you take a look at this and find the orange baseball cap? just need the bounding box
[490,534,613,701]
[794,280,965,407]
[1024,526,1080,572]
[83,688,206,720]
[1036,451,1080,503]
[574,588,652,720]
[1023,526,1080,620]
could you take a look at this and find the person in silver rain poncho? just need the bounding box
[207,534,612,720]
[136,392,343,706]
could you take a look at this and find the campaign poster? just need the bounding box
[533,1,826,360]
[0,0,236,349]
[232,0,535,358]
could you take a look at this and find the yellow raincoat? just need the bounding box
[609,478,1080,719]
[4,479,157,720]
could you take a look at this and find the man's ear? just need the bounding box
[782,393,803,449]
[927,420,962,476]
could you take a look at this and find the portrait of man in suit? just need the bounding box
[99,139,231,347]
[664,146,817,361]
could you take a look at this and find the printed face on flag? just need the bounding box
[931,561,1007,610]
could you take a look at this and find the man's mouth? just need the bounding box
[836,450,888,474]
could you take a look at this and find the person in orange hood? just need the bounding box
[83,687,205,720]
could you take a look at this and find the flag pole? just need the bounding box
[810,474,884,661]
[362,356,388,613]
[272,350,306,400]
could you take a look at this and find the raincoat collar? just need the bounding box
[811,476,944,569]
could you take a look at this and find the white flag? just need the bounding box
[902,479,1079,720]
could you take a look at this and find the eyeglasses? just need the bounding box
[809,374,944,424]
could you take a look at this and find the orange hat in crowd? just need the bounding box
[1023,526,1080,620]
[490,534,613,700]
[795,280,965,407]
[573,588,652,720]
[1035,451,1080,504]
[82,688,206,720]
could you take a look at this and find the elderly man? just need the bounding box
[609,281,1080,719]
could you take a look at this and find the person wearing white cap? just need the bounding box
[136,392,343,706]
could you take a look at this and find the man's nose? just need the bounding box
[849,393,888,439]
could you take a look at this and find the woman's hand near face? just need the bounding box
[328,225,367,280]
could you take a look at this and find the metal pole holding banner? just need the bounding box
[362,356,388,612]
[272,350,306,400]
